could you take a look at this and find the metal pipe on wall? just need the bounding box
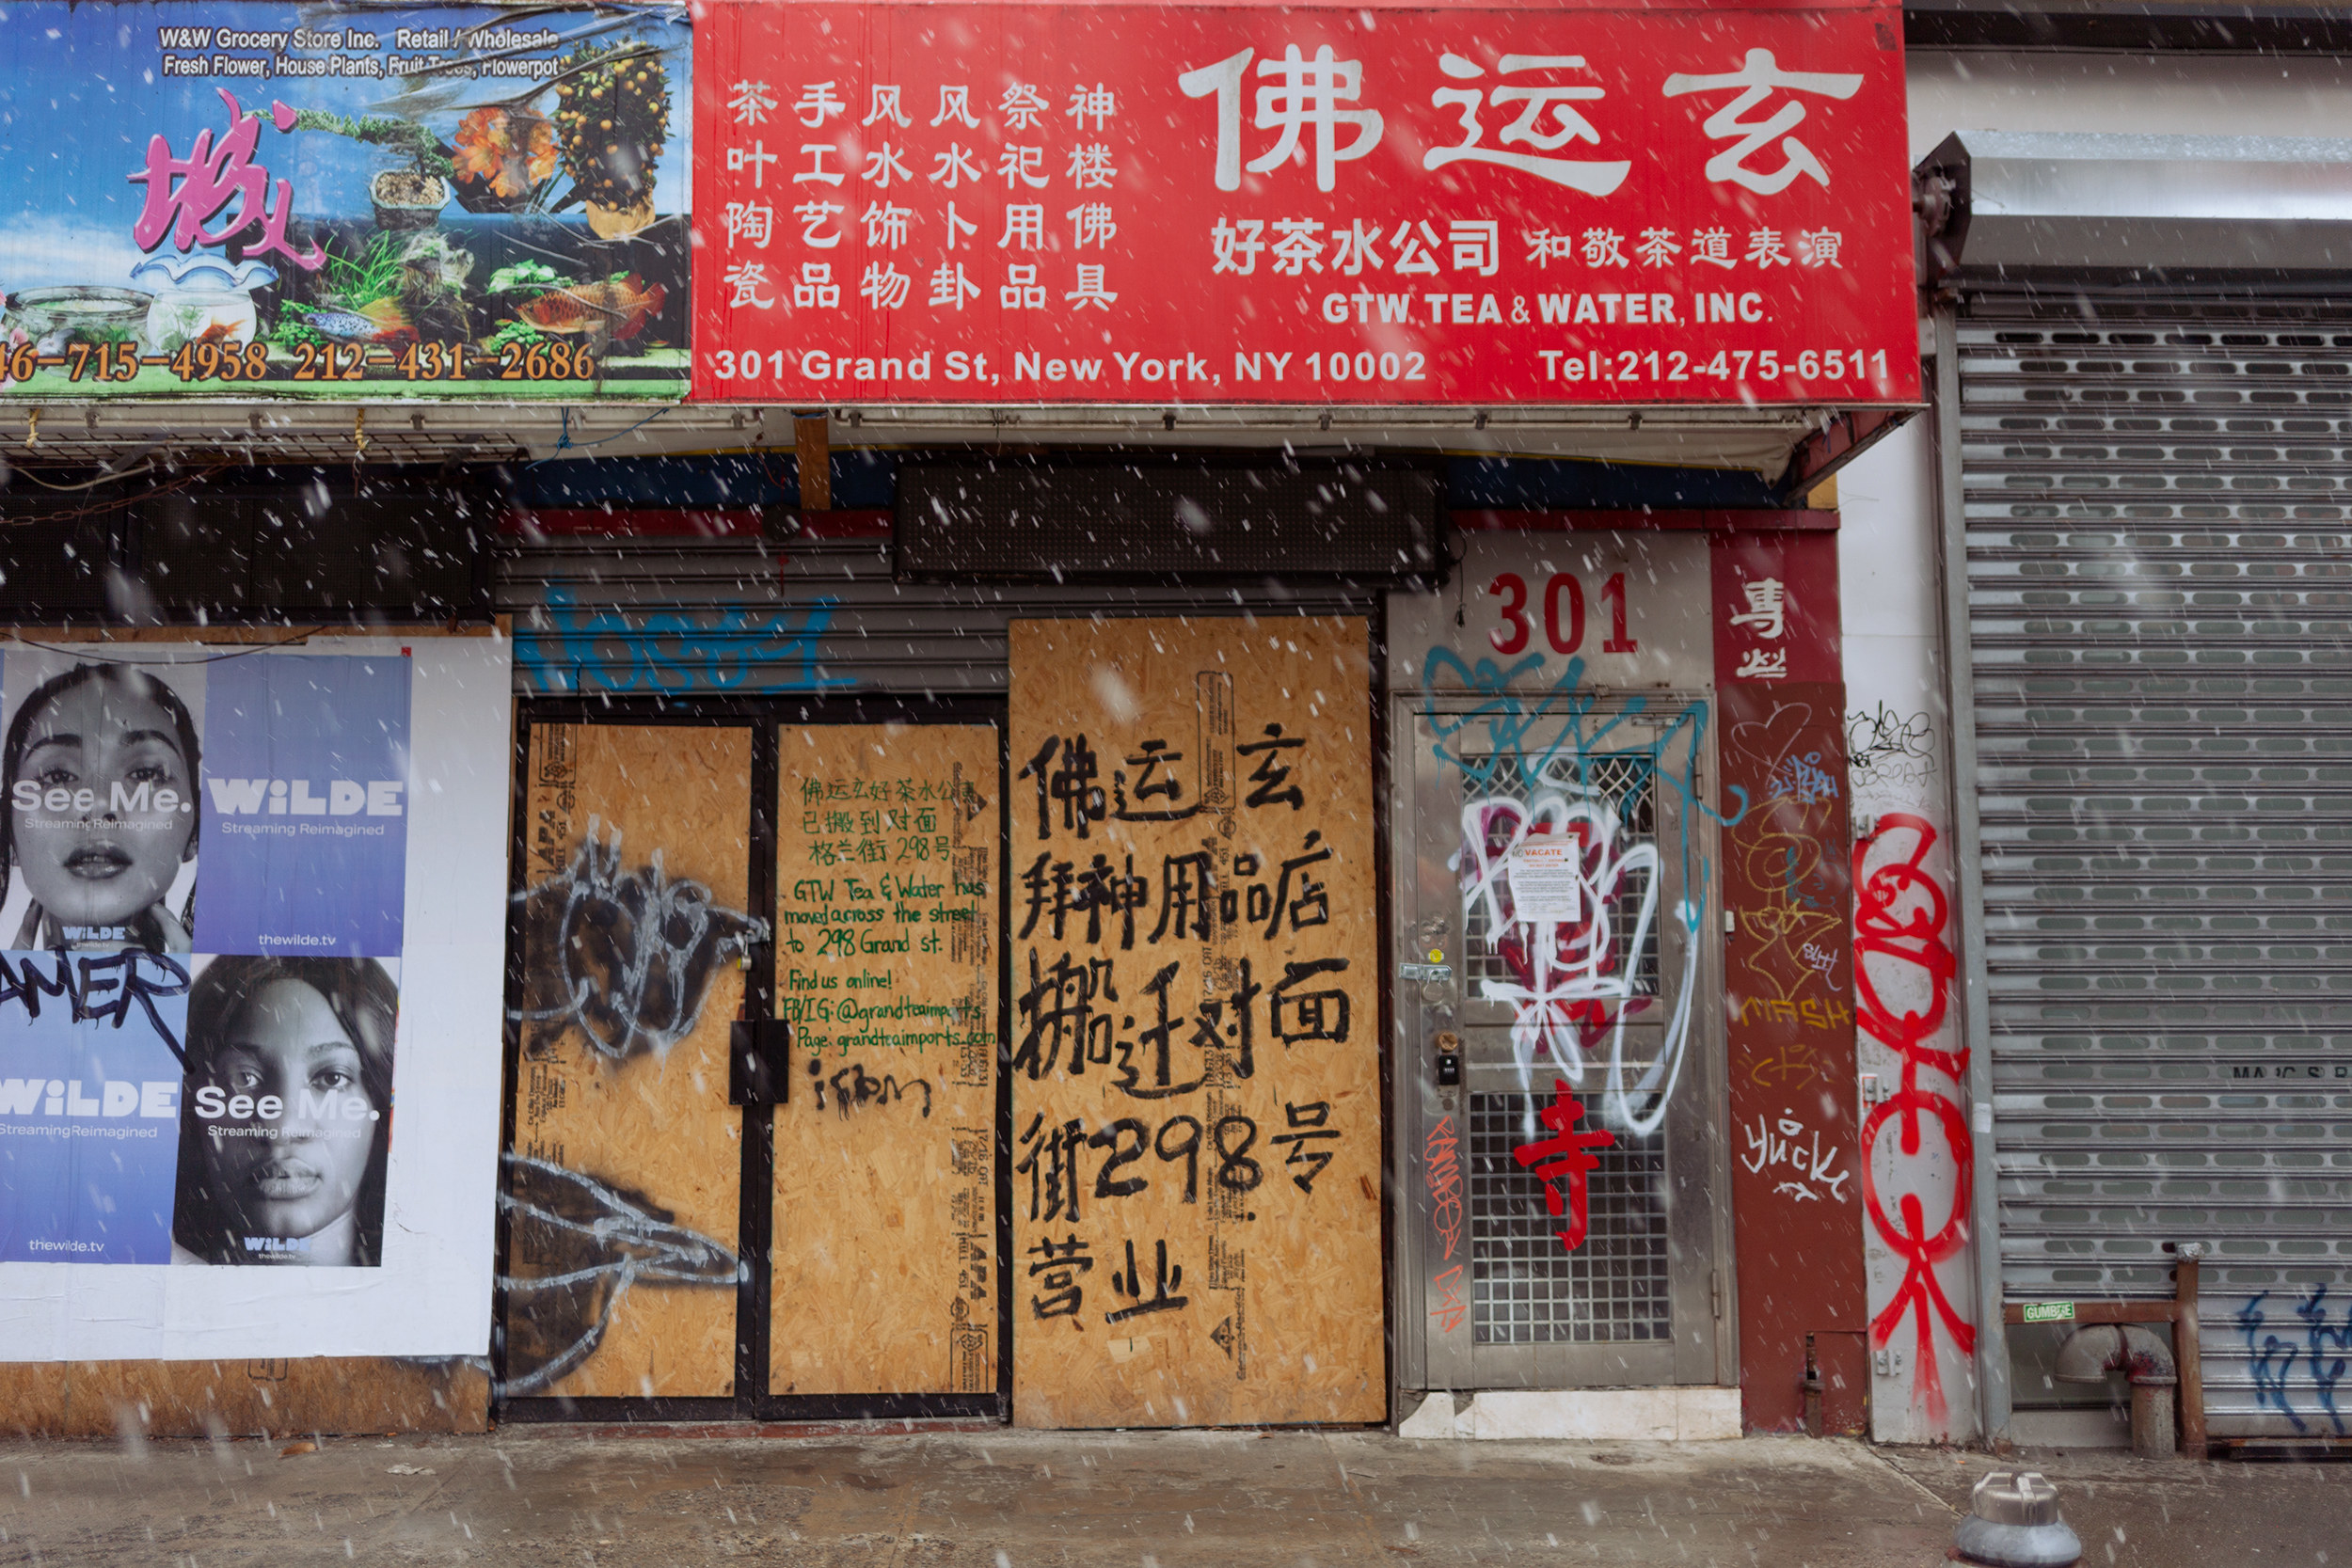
[1930,301,2013,1449]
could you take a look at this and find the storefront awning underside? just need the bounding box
[0,401,1853,478]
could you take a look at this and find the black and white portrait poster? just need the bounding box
[0,636,509,1359]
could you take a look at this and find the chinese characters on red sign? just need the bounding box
[1712,531,1843,684]
[693,2,1915,405]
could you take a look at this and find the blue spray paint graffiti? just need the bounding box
[1767,750,1840,807]
[1421,648,1745,1133]
[515,585,855,694]
[2238,1287,2352,1434]
[1419,649,1746,844]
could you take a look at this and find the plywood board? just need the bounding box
[504,723,756,1400]
[0,1357,488,1437]
[1008,618,1383,1428]
[771,725,998,1396]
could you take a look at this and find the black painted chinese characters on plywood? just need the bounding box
[1008,619,1382,1428]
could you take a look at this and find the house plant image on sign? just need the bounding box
[0,2,691,401]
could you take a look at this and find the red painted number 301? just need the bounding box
[1487,571,1638,657]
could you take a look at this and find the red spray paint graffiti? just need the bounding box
[1426,1114,1465,1263]
[1512,1079,1616,1251]
[1431,1264,1467,1335]
[1853,814,1976,1424]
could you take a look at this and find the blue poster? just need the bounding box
[195,652,411,958]
[0,644,411,1270]
[0,952,191,1265]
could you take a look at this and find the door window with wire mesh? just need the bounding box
[1455,749,1662,1020]
[1453,747,1674,1344]
[1468,1090,1671,1344]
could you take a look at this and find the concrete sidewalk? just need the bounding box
[0,1423,2340,1566]
[1883,1444,2350,1568]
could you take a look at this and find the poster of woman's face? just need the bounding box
[170,954,399,1268]
[0,652,205,953]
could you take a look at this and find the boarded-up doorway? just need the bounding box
[498,645,1387,1429]
[1006,618,1386,1428]
[504,721,755,1403]
[498,707,1009,1419]
[770,724,1000,1400]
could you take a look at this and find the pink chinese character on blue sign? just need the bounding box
[127,89,324,272]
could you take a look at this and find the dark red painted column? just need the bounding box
[1711,531,1867,1434]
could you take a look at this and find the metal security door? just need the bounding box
[1401,700,1722,1390]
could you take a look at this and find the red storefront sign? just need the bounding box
[692,1,1916,405]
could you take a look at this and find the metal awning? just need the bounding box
[0,400,1852,484]
[1915,130,2352,283]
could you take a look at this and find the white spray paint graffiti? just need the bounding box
[1425,650,1742,1135]
[1740,1108,1851,1204]
[1454,788,1695,1136]
[497,1153,741,1397]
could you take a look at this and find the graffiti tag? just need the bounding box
[1512,1078,1616,1250]
[1766,750,1840,806]
[1426,1113,1464,1262]
[1848,704,1934,796]
[512,819,770,1064]
[1431,1262,1467,1335]
[497,1154,740,1397]
[1854,813,1974,1426]
[1741,1108,1851,1204]
[2239,1288,2352,1435]
[515,585,853,695]
[1458,787,1692,1135]
[1423,653,1744,1136]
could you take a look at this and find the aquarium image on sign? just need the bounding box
[0,2,691,400]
